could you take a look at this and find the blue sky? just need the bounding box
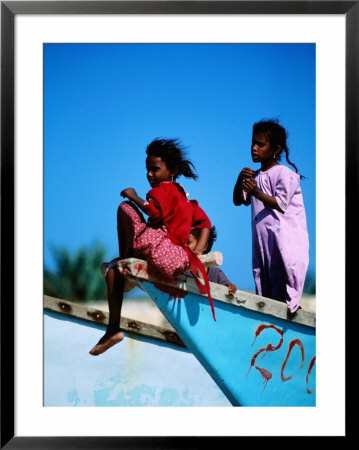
[44,43,315,292]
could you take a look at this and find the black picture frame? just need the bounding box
[1,1,354,447]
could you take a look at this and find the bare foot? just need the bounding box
[89,330,125,356]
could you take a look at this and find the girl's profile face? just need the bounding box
[251,132,279,164]
[146,155,174,187]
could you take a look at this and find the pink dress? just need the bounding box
[245,165,309,313]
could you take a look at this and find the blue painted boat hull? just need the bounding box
[135,278,316,407]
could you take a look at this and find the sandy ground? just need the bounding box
[86,290,316,329]
[299,296,316,313]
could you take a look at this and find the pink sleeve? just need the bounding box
[274,170,300,212]
[142,185,171,222]
[190,200,212,229]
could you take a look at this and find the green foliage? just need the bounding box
[44,242,108,301]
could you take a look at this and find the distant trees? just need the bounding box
[44,242,109,301]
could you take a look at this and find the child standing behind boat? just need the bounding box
[233,119,309,313]
[186,227,237,296]
[90,138,214,356]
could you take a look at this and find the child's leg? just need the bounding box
[89,267,125,355]
[117,201,146,257]
[89,202,145,356]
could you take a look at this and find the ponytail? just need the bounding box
[282,145,305,179]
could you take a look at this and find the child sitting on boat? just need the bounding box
[90,138,214,356]
[186,227,237,296]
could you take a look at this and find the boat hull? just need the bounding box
[138,279,316,407]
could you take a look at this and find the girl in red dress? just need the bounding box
[90,138,213,356]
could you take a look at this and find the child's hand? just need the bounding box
[234,168,255,206]
[239,167,255,182]
[242,177,257,194]
[121,188,137,201]
[193,245,205,255]
[227,283,237,295]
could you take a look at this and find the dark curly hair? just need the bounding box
[253,119,305,179]
[190,226,217,254]
[146,138,198,181]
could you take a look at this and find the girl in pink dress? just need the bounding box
[233,120,309,313]
[90,138,213,356]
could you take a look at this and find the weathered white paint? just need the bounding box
[44,309,231,407]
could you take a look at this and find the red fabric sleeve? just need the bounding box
[142,185,171,223]
[190,199,212,229]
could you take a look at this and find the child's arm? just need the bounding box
[208,267,237,296]
[193,227,210,255]
[243,177,284,213]
[233,168,254,206]
[121,188,147,211]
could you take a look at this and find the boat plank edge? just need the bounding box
[117,258,316,329]
[43,295,185,347]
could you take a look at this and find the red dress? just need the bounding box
[116,182,216,319]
